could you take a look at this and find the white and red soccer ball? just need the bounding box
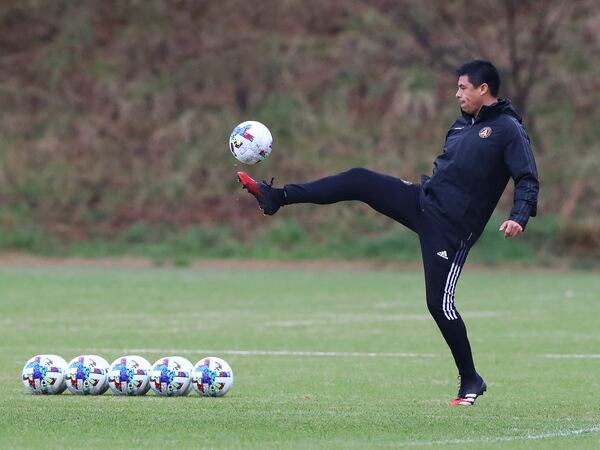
[21,355,68,395]
[108,355,152,396]
[65,355,110,395]
[229,120,272,164]
[192,356,234,397]
[149,356,193,397]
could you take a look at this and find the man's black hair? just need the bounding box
[456,60,500,97]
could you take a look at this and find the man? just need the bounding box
[237,60,539,406]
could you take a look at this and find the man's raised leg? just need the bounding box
[240,167,421,231]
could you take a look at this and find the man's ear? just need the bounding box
[479,83,489,96]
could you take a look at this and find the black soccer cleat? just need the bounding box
[237,171,281,215]
[449,373,487,406]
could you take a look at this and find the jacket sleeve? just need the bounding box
[504,120,539,229]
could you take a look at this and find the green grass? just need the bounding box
[0,264,599,449]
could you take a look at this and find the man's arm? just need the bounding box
[501,119,540,238]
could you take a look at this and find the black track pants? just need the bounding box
[284,167,477,379]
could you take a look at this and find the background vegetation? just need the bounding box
[0,0,599,264]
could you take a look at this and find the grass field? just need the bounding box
[1,262,599,449]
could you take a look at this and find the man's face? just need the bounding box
[455,75,484,115]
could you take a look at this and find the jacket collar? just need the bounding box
[460,98,522,123]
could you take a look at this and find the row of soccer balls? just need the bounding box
[22,354,233,397]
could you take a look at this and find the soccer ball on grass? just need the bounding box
[149,356,193,397]
[22,354,68,394]
[65,355,110,395]
[108,355,152,396]
[191,356,234,397]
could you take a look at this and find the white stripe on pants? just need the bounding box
[442,247,467,320]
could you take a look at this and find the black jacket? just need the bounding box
[420,98,539,240]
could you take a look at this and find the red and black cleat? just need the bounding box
[449,373,486,406]
[237,171,261,197]
[237,171,281,215]
[449,393,481,406]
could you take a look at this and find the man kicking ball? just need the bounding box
[237,60,539,406]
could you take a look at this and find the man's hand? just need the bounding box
[499,220,523,238]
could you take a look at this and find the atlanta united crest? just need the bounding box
[479,127,492,138]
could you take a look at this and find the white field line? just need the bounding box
[86,349,600,360]
[91,348,438,358]
[267,311,501,328]
[0,311,502,327]
[403,425,600,447]
[545,354,600,359]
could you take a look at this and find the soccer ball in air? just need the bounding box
[229,120,273,164]
[65,355,110,395]
[22,354,68,394]
[191,357,234,397]
[108,355,152,396]
[149,356,193,397]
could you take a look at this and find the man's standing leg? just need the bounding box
[418,224,486,405]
